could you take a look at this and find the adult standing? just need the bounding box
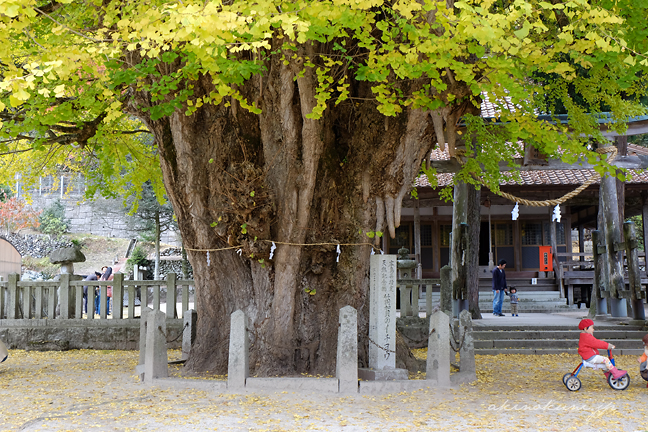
[96,266,113,315]
[492,259,507,317]
[82,271,102,314]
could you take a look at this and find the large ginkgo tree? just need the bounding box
[0,0,646,374]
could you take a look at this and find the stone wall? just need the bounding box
[22,180,180,246]
[0,319,183,350]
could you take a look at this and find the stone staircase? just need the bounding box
[474,325,646,356]
[422,290,571,314]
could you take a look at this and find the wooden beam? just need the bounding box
[428,154,648,173]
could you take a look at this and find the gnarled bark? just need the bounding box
[127,45,467,376]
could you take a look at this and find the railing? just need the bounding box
[0,273,194,320]
[397,278,440,317]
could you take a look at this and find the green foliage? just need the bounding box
[125,181,177,242]
[38,200,70,237]
[628,215,644,251]
[126,246,151,271]
[0,0,646,224]
[0,185,11,202]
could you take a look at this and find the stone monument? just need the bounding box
[358,254,408,381]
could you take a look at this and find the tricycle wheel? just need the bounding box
[608,373,630,390]
[565,376,581,391]
[562,373,572,385]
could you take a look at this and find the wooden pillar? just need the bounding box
[600,139,627,317]
[565,205,572,260]
[590,230,607,317]
[414,201,422,279]
[513,219,521,272]
[642,192,648,270]
[451,181,469,316]
[432,209,440,274]
[578,224,585,270]
[624,222,646,320]
[549,208,565,300]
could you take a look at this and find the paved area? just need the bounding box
[2,349,648,431]
[474,308,648,328]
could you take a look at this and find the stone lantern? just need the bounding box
[50,247,86,275]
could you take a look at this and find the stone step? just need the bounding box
[476,348,644,356]
[475,292,564,300]
[475,338,641,349]
[473,330,646,340]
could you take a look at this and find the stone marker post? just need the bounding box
[427,310,450,386]
[439,265,452,316]
[368,254,397,370]
[458,310,476,382]
[182,309,197,361]
[144,309,168,383]
[228,310,249,391]
[139,307,153,367]
[337,306,358,393]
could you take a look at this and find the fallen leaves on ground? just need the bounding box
[1,349,648,431]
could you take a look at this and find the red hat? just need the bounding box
[578,319,594,330]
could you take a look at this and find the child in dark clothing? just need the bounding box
[578,319,627,380]
[506,287,519,316]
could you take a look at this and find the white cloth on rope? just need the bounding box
[511,202,519,221]
[336,244,341,262]
[269,242,276,260]
[552,204,561,222]
[206,251,211,267]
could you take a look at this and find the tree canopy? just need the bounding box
[1,0,648,374]
[0,0,646,199]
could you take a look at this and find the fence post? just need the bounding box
[35,286,43,319]
[153,281,161,311]
[87,283,96,319]
[7,274,19,319]
[113,273,124,319]
[166,273,177,319]
[75,284,83,319]
[47,284,56,318]
[59,274,71,319]
[182,283,189,315]
[128,284,136,319]
[99,284,107,319]
[23,284,33,318]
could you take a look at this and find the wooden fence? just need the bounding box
[0,273,194,320]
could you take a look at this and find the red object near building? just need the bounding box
[539,246,552,271]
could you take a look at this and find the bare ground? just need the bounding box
[1,349,648,432]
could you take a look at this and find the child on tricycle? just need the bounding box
[563,319,629,391]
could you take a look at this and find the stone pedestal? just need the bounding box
[426,310,450,386]
[144,310,168,383]
[337,306,358,393]
[182,309,197,361]
[228,310,249,391]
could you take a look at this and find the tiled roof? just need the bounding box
[417,144,648,187]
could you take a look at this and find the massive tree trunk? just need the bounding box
[126,45,457,375]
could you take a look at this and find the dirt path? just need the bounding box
[1,350,648,431]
